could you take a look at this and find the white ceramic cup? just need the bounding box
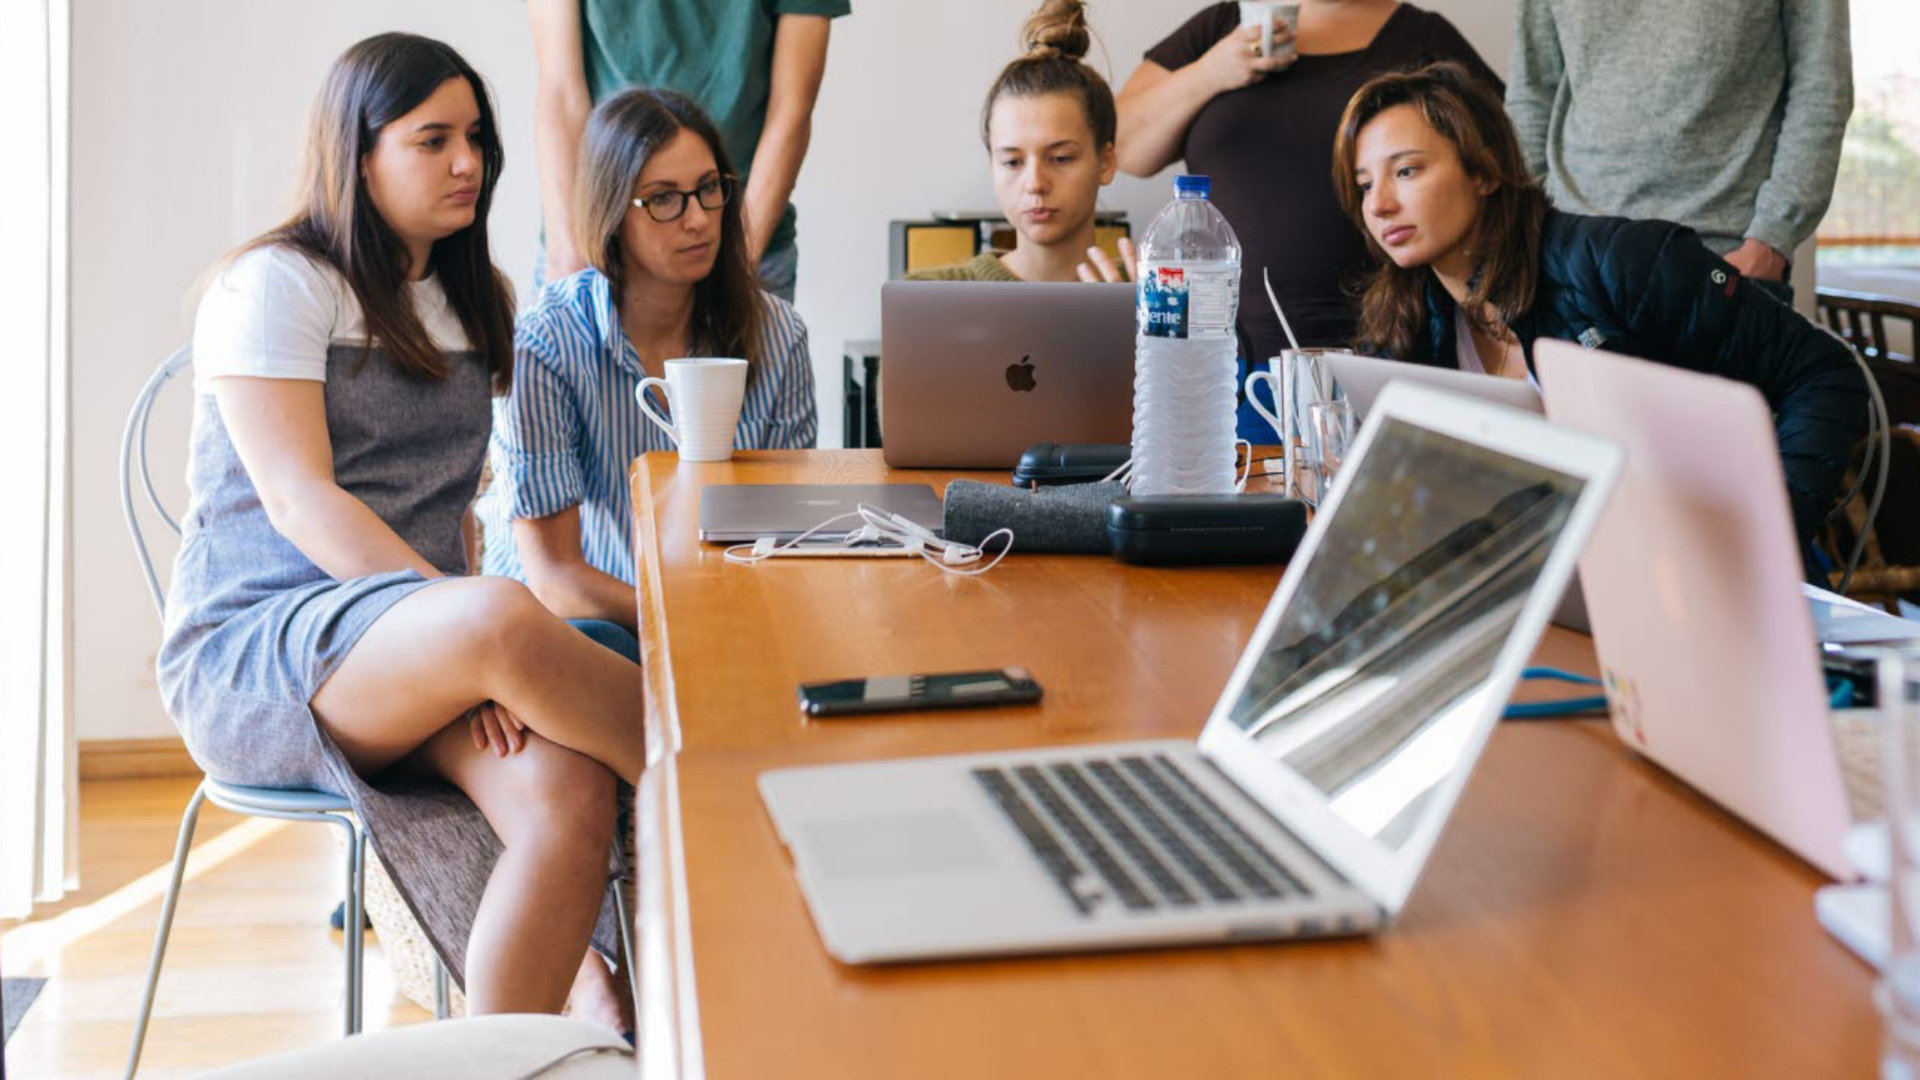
[1237,1,1300,63]
[1245,348,1347,446]
[633,357,749,463]
[1881,649,1920,1074]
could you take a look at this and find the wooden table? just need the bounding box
[629,450,1875,1079]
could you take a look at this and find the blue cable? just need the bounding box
[1828,675,1855,710]
[1503,695,1610,720]
[1519,666,1601,686]
[1503,666,1607,720]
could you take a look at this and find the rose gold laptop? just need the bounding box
[1536,340,1871,879]
[880,282,1134,468]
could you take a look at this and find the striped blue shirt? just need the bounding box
[479,267,817,584]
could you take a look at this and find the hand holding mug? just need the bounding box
[1239,2,1301,64]
[1198,24,1292,93]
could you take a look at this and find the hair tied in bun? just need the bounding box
[982,0,1115,150]
[1021,0,1091,64]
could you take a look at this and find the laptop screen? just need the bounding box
[1223,416,1585,850]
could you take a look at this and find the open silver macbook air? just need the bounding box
[880,281,1134,469]
[759,382,1623,963]
[1536,340,1901,881]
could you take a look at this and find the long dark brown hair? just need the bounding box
[980,0,1117,150]
[573,88,765,369]
[239,33,515,392]
[1331,61,1550,359]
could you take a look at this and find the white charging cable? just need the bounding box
[723,503,1015,576]
[860,505,1016,576]
[1092,444,1251,492]
[1813,324,1891,596]
[722,509,866,564]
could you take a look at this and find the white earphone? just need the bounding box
[723,504,1014,576]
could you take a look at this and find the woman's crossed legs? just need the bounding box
[311,576,643,1017]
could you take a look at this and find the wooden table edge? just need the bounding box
[632,454,683,761]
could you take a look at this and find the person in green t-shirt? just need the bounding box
[530,0,849,302]
[909,0,1134,285]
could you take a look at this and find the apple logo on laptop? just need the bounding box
[1005,356,1037,393]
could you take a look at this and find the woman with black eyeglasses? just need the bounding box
[479,89,816,647]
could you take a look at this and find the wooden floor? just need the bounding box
[2,776,433,1078]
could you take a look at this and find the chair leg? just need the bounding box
[433,957,451,1020]
[123,782,209,1080]
[347,822,367,1035]
[324,815,365,1038]
[612,877,639,1015]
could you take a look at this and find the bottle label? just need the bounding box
[1139,265,1235,340]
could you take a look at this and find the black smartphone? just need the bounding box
[798,667,1042,717]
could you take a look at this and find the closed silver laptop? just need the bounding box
[761,383,1622,963]
[880,281,1134,469]
[698,483,944,542]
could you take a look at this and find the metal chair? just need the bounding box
[1814,289,1920,609]
[1817,287,1920,365]
[119,346,443,1077]
[120,347,640,1076]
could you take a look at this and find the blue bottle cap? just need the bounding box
[1174,175,1211,198]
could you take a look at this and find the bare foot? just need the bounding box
[566,948,634,1040]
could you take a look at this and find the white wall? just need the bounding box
[71,0,1512,740]
[71,1,543,740]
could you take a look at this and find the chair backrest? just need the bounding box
[121,346,193,622]
[1816,287,1920,364]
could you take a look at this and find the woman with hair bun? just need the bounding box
[911,0,1133,283]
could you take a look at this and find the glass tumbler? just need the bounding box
[1882,646,1920,1079]
[1307,399,1357,505]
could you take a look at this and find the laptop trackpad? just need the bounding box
[803,812,995,879]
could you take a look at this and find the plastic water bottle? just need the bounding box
[1132,175,1242,495]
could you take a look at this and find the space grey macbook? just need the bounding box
[880,281,1134,469]
[699,483,945,542]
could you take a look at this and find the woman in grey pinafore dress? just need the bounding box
[157,33,644,1027]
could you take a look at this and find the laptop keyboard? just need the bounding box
[971,754,1312,917]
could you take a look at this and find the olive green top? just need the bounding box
[582,0,851,256]
[905,252,1022,283]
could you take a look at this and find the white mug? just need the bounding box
[1237,1,1300,63]
[634,357,749,463]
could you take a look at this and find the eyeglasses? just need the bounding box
[630,175,737,223]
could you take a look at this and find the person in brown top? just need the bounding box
[911,0,1134,284]
[1116,2,1500,370]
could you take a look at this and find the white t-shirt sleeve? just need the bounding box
[192,245,342,385]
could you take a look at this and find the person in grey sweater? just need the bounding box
[1505,0,1852,299]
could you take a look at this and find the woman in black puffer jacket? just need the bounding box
[1328,61,1866,547]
